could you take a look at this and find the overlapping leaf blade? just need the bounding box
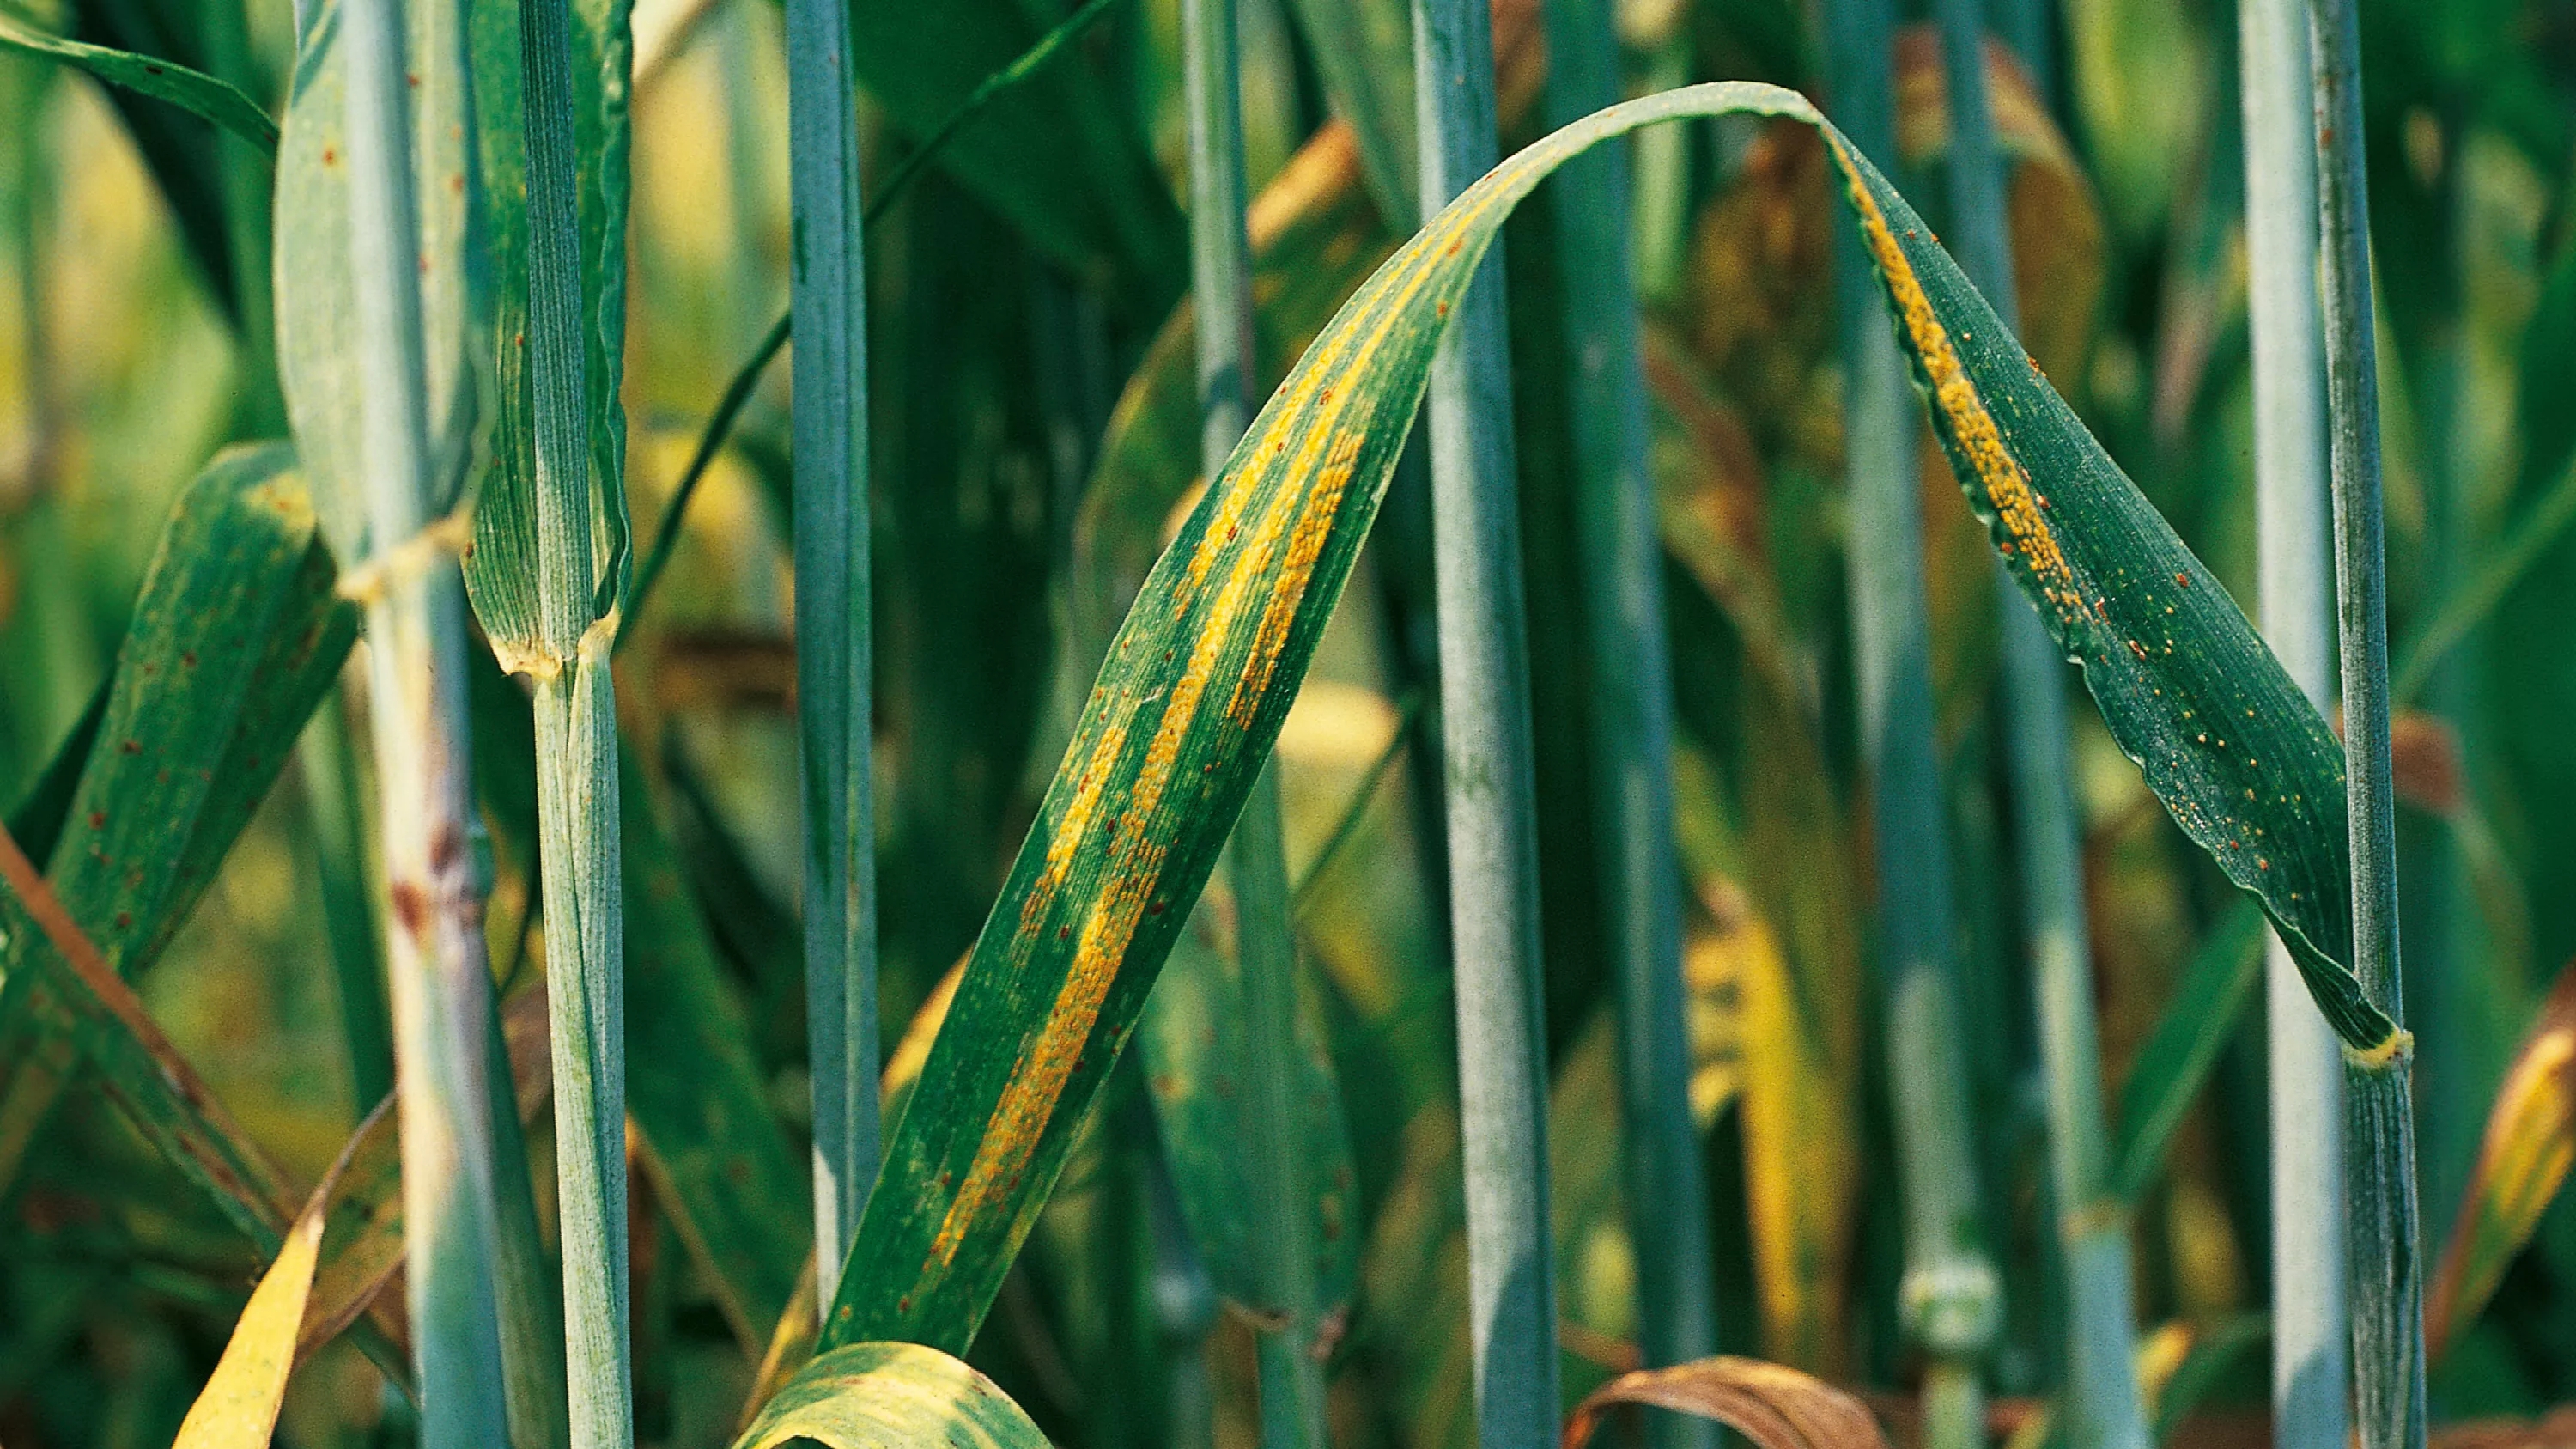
[0,447,359,1196]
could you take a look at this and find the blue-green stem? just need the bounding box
[2305,0,2427,1441]
[338,0,509,1438]
[1412,1,1559,1445]
[1185,0,1327,1439]
[787,0,879,1310]
[1821,0,1996,1440]
[1542,3,1714,1446]
[521,0,633,1439]
[2238,0,2350,1440]
[622,0,1125,644]
[301,690,394,1114]
[1932,8,2144,1447]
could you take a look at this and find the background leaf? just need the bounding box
[732,1341,1052,1449]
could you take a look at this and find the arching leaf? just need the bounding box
[826,78,2385,1358]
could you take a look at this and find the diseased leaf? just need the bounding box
[274,0,491,563]
[732,1342,1051,1449]
[2427,960,2576,1362]
[0,9,276,150]
[825,78,2391,1357]
[173,1103,380,1449]
[1830,118,2385,1053]
[0,817,299,1251]
[0,447,359,1201]
[1560,1356,1893,1449]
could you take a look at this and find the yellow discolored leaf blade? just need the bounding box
[2427,960,2576,1362]
[732,1342,1051,1449]
[173,1103,380,1449]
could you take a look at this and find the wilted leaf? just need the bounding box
[2427,960,2576,1361]
[732,1342,1051,1449]
[1561,1356,1893,1449]
[172,1103,381,1449]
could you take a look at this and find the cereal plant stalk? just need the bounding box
[1413,0,1559,1442]
[519,0,633,1437]
[2306,0,2428,1441]
[1541,3,1715,1444]
[2239,0,2352,1440]
[338,0,509,1436]
[1930,7,2144,1446]
[787,0,880,1308]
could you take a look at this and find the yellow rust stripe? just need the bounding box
[1823,136,2079,619]
[927,403,1320,1277]
[912,180,1521,1300]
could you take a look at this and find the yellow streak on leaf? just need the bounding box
[1018,718,1133,937]
[1822,136,2078,617]
[1225,433,1363,728]
[2430,960,2576,1361]
[910,195,1504,1299]
[925,424,1316,1280]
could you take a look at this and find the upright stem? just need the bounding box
[522,0,631,1440]
[1183,0,1326,1438]
[2305,0,2427,1442]
[1933,9,2145,1448]
[303,691,394,1114]
[1543,5,1715,1446]
[339,0,508,1439]
[2238,0,2350,1441]
[787,0,879,1307]
[1412,0,1560,1446]
[1822,1,1996,1442]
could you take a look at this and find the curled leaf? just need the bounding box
[1561,1356,1893,1449]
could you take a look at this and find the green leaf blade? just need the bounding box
[1826,140,2388,1053]
[0,9,278,151]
